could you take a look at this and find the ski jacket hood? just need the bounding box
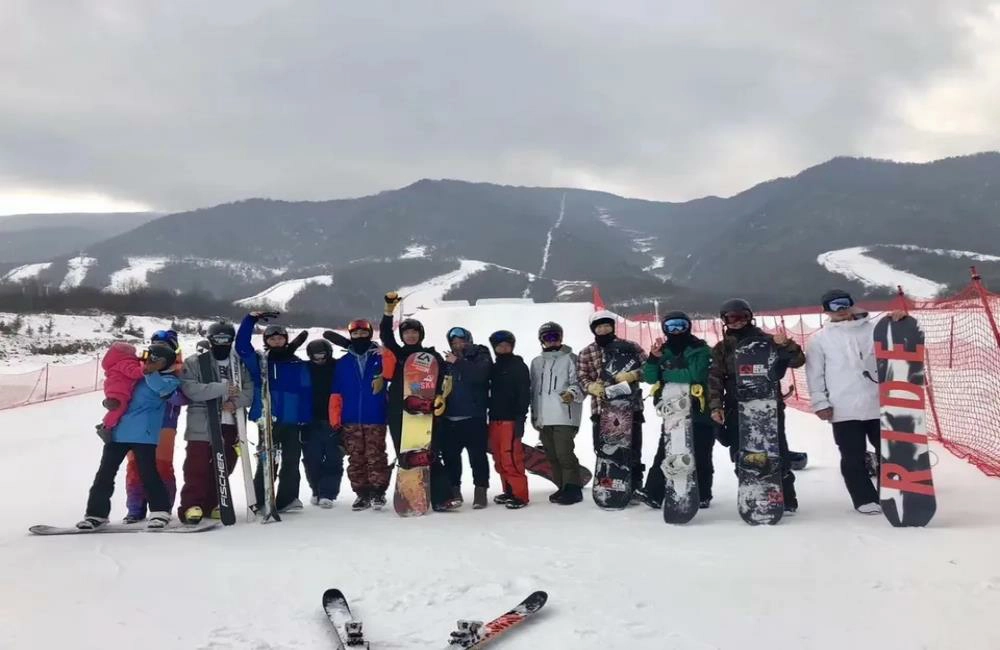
[530,345,584,427]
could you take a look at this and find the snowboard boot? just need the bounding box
[352,491,372,511]
[633,488,662,510]
[122,513,145,524]
[473,486,488,509]
[209,507,221,520]
[504,497,527,510]
[699,498,712,509]
[184,506,204,524]
[318,498,336,509]
[557,484,583,505]
[279,498,304,513]
[76,516,108,530]
[451,486,464,506]
[493,492,515,505]
[856,502,881,515]
[147,511,171,529]
[548,489,564,504]
[371,491,387,510]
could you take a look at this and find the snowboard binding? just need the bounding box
[662,453,694,476]
[403,395,435,415]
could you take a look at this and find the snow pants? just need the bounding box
[253,423,304,511]
[125,427,177,519]
[832,419,880,508]
[341,423,390,496]
[539,425,581,488]
[86,441,169,519]
[488,420,528,502]
[179,424,237,519]
[440,417,490,489]
[302,421,344,501]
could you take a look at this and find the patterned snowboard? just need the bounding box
[394,351,437,517]
[658,382,699,524]
[593,340,643,510]
[30,520,221,535]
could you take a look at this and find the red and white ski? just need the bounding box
[446,591,548,648]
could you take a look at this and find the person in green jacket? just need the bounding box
[636,311,715,509]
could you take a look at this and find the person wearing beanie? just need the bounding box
[77,343,182,531]
[637,311,715,510]
[708,298,805,513]
[577,309,649,494]
[486,330,531,509]
[805,290,906,515]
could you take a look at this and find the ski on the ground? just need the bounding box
[30,520,221,535]
[446,591,548,649]
[198,351,236,526]
[258,349,281,523]
[322,588,370,649]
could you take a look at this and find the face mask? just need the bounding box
[211,345,231,361]
[594,333,615,347]
[350,338,370,353]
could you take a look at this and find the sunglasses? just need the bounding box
[826,297,854,312]
[663,318,690,334]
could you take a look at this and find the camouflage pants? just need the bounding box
[342,424,390,494]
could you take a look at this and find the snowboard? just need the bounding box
[593,340,643,510]
[30,520,220,535]
[874,314,936,527]
[734,337,785,526]
[394,351,437,517]
[198,351,236,526]
[257,350,281,522]
[322,588,369,649]
[446,591,548,649]
[657,382,699,524]
[519,443,593,487]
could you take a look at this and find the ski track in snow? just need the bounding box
[234,275,335,310]
[60,256,97,290]
[105,256,170,293]
[2,262,52,282]
[817,247,945,298]
[523,193,565,298]
[395,259,489,310]
[2,301,1000,649]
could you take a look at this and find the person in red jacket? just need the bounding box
[97,341,147,438]
[487,330,531,509]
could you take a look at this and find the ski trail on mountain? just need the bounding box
[523,192,566,298]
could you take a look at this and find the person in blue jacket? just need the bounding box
[77,343,181,530]
[236,311,311,513]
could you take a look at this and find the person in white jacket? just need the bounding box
[805,289,905,515]
[530,322,586,505]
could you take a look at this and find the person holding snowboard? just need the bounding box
[708,298,805,513]
[123,329,185,523]
[440,326,494,509]
[301,339,344,509]
[77,343,180,530]
[529,321,586,505]
[327,319,393,511]
[805,289,906,515]
[638,311,715,509]
[236,312,312,513]
[177,321,254,524]
[379,292,458,511]
[487,330,531,509]
[577,310,648,492]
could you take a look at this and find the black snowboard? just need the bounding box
[874,315,936,527]
[734,337,785,526]
[198,351,236,526]
[593,340,643,510]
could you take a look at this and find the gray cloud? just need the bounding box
[1,0,998,212]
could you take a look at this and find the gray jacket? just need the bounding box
[530,345,584,428]
[180,351,254,442]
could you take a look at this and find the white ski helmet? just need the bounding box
[588,310,617,333]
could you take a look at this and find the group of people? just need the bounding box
[75,287,894,529]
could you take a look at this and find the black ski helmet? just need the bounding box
[398,318,425,342]
[196,339,211,353]
[661,310,692,335]
[145,342,177,369]
[820,289,854,312]
[538,321,564,341]
[263,324,288,341]
[207,321,235,347]
[447,326,473,344]
[489,330,516,349]
[306,338,333,360]
[719,298,753,320]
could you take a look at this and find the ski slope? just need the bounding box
[1,301,998,649]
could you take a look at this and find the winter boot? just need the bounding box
[493,492,515,505]
[504,497,527,510]
[473,486,488,509]
[184,506,203,524]
[856,502,881,515]
[122,513,145,524]
[352,491,372,511]
[147,511,171,529]
[557,484,583,505]
[76,516,108,530]
[633,488,661,510]
[699,498,712,509]
[451,486,464,505]
[371,491,387,510]
[279,498,304,513]
[209,507,221,520]
[310,495,320,506]
[548,489,564,504]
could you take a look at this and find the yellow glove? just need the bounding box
[441,374,454,399]
[691,384,706,412]
[433,394,446,417]
[559,390,575,404]
[384,291,402,315]
[586,381,605,398]
[372,374,384,394]
[613,370,640,384]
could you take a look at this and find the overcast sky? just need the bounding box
[2,0,998,215]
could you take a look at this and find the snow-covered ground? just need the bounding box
[400,244,429,259]
[396,260,490,312]
[2,261,52,282]
[60,255,98,290]
[1,301,997,649]
[235,274,335,310]
[105,256,171,293]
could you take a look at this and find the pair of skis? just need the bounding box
[322,589,548,649]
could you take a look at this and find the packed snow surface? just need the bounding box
[105,256,170,293]
[395,259,489,310]
[1,301,997,649]
[400,244,429,259]
[60,255,97,290]
[2,262,51,282]
[235,274,335,310]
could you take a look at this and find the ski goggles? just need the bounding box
[348,319,373,334]
[825,297,854,312]
[263,325,287,340]
[310,351,330,361]
[447,327,471,341]
[722,311,751,325]
[208,332,234,346]
[540,330,562,343]
[662,318,690,334]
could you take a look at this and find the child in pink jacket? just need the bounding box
[100,342,146,431]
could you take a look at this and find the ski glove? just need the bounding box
[613,370,641,384]
[586,381,606,398]
[384,291,401,315]
[372,374,384,394]
[559,389,575,404]
[433,394,446,417]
